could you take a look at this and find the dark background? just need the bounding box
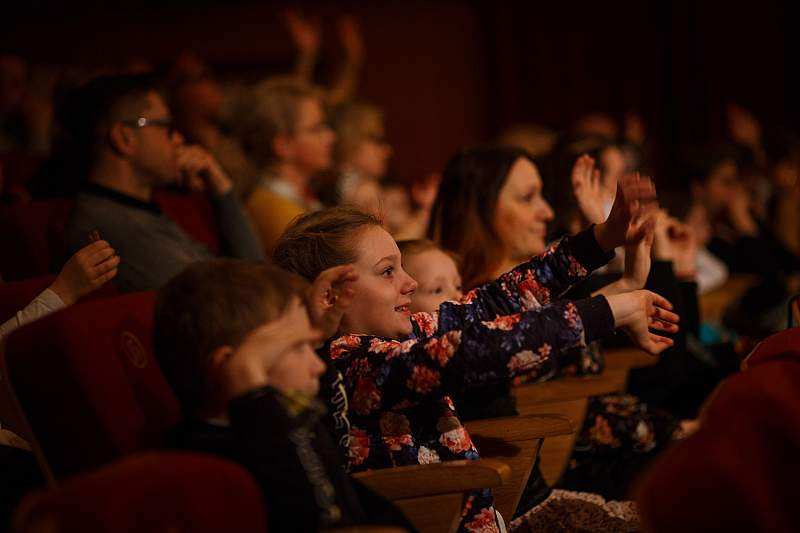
[4,0,798,184]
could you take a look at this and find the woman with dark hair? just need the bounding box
[428,146,687,501]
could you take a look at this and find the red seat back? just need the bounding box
[3,292,180,481]
[0,200,73,280]
[154,190,221,254]
[635,330,800,532]
[0,275,56,325]
[14,452,267,533]
[0,152,45,192]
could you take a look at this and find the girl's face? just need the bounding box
[339,226,419,339]
[493,158,554,261]
[403,248,463,314]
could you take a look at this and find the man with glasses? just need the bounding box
[66,74,264,292]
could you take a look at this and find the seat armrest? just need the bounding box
[464,413,573,441]
[352,459,510,500]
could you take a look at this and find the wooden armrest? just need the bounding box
[513,370,628,407]
[464,413,573,441]
[354,460,511,532]
[604,347,657,371]
[461,414,569,521]
[353,459,510,500]
[322,526,408,533]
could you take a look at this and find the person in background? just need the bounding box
[242,77,335,253]
[64,73,264,292]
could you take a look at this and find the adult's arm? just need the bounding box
[0,289,65,340]
[213,191,266,261]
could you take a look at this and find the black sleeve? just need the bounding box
[228,387,344,532]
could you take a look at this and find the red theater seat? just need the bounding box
[2,292,180,482]
[154,189,221,255]
[0,191,221,282]
[635,327,800,533]
[0,275,55,325]
[0,200,72,280]
[13,452,267,533]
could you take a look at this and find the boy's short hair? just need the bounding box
[240,76,322,167]
[153,259,308,416]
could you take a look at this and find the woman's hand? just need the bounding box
[606,290,679,355]
[305,264,359,341]
[49,240,120,305]
[621,215,655,289]
[572,154,611,225]
[594,172,658,252]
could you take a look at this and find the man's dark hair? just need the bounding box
[153,259,308,417]
[57,73,161,158]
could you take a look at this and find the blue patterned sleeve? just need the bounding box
[328,295,615,414]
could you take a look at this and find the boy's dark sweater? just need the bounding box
[170,386,413,532]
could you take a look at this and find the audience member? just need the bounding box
[242,78,334,253]
[155,259,412,532]
[63,73,264,292]
[273,182,677,530]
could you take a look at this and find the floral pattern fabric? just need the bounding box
[323,230,614,532]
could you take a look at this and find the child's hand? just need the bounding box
[594,172,658,252]
[306,265,358,341]
[606,290,679,355]
[49,240,120,305]
[225,298,322,397]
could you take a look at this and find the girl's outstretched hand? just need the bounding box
[606,290,679,355]
[594,172,658,252]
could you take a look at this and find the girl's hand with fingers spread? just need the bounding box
[594,172,658,252]
[606,290,679,355]
[306,264,359,341]
[49,241,120,305]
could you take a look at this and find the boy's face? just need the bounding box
[287,97,335,176]
[404,248,463,314]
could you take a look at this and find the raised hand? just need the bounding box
[594,172,658,252]
[283,9,321,56]
[606,290,679,355]
[338,15,365,65]
[571,154,609,225]
[622,214,655,289]
[306,264,359,341]
[49,240,120,305]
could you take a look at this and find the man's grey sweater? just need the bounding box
[67,184,265,292]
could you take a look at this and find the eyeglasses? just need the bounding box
[121,117,176,135]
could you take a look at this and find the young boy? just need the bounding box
[153,258,411,532]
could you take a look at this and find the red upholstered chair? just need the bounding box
[0,276,55,325]
[13,452,267,533]
[2,291,180,484]
[635,327,800,533]
[154,190,221,254]
[0,200,73,281]
[0,152,45,193]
